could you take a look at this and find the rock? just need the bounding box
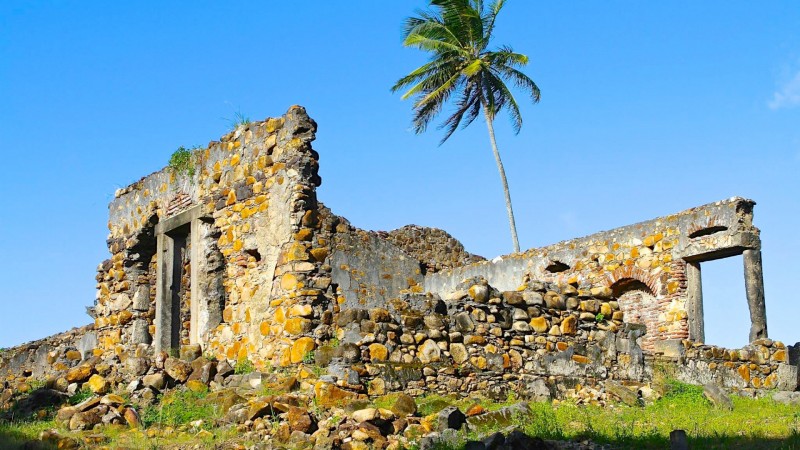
[504,429,549,450]
[530,317,549,333]
[125,357,150,376]
[315,381,360,407]
[247,397,276,421]
[132,285,150,311]
[368,377,386,396]
[590,286,613,298]
[352,408,378,423]
[186,380,208,393]
[99,394,125,406]
[122,408,142,428]
[86,374,109,394]
[390,394,417,418]
[164,357,192,383]
[454,312,475,332]
[773,391,800,405]
[368,343,389,362]
[450,343,469,364]
[468,285,489,303]
[291,337,316,363]
[11,388,68,420]
[65,364,93,383]
[670,430,689,450]
[188,361,217,384]
[703,383,733,410]
[69,410,101,431]
[216,360,234,378]
[560,316,578,335]
[180,345,202,361]
[466,403,532,431]
[142,373,166,391]
[205,389,247,414]
[418,340,441,364]
[287,406,314,433]
[605,381,640,406]
[466,404,485,417]
[437,406,466,431]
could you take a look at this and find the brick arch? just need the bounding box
[605,266,665,296]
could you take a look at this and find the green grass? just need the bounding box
[140,388,219,429]
[228,111,251,131]
[430,382,800,450]
[0,419,59,450]
[67,387,94,406]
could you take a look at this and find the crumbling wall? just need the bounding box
[0,326,96,381]
[378,225,485,274]
[2,107,793,413]
[424,197,762,351]
[95,106,336,370]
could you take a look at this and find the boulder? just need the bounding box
[703,384,733,410]
[164,357,192,383]
[437,406,466,431]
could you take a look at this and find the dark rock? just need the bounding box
[437,406,466,431]
[503,429,550,450]
[670,429,689,450]
[483,432,506,450]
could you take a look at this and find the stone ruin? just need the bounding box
[2,105,797,409]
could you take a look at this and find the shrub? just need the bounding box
[234,358,255,375]
[168,146,195,177]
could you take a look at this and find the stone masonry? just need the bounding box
[1,106,796,407]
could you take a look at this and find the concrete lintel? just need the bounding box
[156,205,203,235]
[680,232,760,262]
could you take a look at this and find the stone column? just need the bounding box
[743,249,768,341]
[686,261,704,343]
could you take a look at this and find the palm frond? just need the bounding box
[391,59,453,93]
[487,46,528,68]
[439,82,481,143]
[483,0,506,44]
[494,64,541,103]
[484,70,523,132]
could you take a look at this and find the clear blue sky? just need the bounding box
[1,1,798,349]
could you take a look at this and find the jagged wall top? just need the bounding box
[106,106,319,240]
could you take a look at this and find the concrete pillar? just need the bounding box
[686,262,704,343]
[154,233,172,353]
[743,249,768,341]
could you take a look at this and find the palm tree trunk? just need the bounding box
[482,104,521,253]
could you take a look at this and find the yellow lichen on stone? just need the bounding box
[290,337,316,363]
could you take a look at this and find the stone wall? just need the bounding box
[0,325,96,382]
[378,225,485,274]
[1,106,794,411]
[95,106,334,370]
[675,339,796,391]
[424,197,763,351]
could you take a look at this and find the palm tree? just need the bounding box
[392,0,540,253]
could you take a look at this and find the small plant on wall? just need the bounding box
[169,146,196,178]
